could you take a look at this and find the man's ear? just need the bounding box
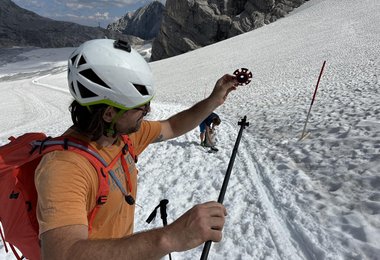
[103,106,117,123]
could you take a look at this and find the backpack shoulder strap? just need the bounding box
[38,135,139,233]
[32,136,110,233]
[121,135,137,163]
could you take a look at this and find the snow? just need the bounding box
[1,0,379,259]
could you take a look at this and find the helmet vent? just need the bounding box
[79,69,110,89]
[70,55,78,66]
[78,81,97,98]
[78,55,87,66]
[133,84,149,95]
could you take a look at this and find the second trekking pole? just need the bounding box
[200,116,249,260]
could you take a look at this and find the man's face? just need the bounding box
[115,103,150,134]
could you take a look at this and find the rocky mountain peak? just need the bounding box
[107,1,165,40]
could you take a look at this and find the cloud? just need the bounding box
[63,11,112,23]
[62,11,111,21]
[91,12,111,20]
[65,2,94,10]
[65,13,84,18]
[58,0,153,9]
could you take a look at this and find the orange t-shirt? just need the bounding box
[35,120,161,239]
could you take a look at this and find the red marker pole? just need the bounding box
[300,61,326,140]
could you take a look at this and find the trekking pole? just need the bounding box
[146,199,172,260]
[160,199,169,227]
[200,116,249,260]
[159,200,172,260]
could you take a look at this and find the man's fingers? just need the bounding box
[209,228,223,242]
[202,202,226,234]
[207,206,227,218]
[202,215,225,242]
[216,74,238,87]
[201,202,227,216]
[167,201,228,251]
[210,216,225,231]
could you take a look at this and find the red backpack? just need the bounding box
[0,132,136,260]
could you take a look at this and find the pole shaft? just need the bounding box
[217,118,246,204]
[200,116,248,260]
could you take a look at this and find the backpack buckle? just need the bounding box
[97,196,107,205]
[9,191,20,199]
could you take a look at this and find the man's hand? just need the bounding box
[165,201,227,252]
[209,74,239,106]
[158,74,239,141]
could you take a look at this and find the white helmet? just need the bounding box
[68,39,154,110]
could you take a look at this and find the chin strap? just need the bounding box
[105,109,126,137]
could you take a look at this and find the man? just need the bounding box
[35,39,239,259]
[199,112,221,148]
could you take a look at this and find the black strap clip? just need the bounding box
[9,191,20,199]
[97,196,108,205]
[146,199,169,226]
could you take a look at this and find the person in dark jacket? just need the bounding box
[199,112,221,148]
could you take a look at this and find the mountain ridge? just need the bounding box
[0,0,134,48]
[150,0,310,61]
[107,1,164,40]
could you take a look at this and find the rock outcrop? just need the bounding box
[151,0,308,61]
[107,1,165,40]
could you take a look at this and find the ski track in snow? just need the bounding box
[239,138,306,260]
[135,108,330,260]
[0,69,71,142]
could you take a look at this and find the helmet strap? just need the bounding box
[105,109,126,138]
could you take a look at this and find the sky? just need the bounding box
[12,0,166,28]
[1,0,380,259]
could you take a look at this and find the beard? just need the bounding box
[117,117,143,135]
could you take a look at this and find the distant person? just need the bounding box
[199,112,221,148]
[35,39,240,259]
